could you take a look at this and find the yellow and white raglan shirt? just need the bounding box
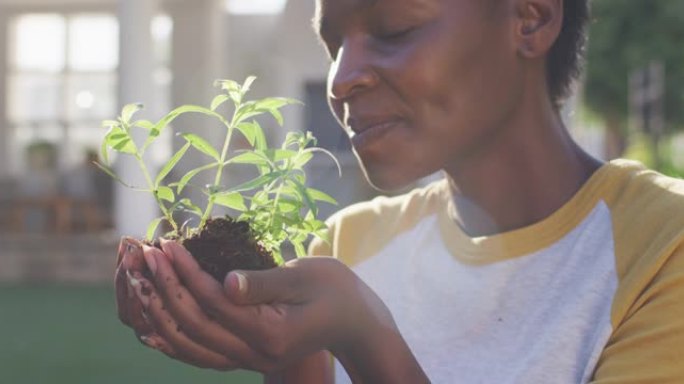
[310,159,684,383]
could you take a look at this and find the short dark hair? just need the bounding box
[547,0,590,108]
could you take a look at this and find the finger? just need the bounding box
[124,270,156,335]
[120,237,147,271]
[225,264,305,306]
[145,245,269,368]
[131,274,237,371]
[158,240,274,345]
[139,333,179,358]
[115,237,140,321]
[159,239,231,313]
[115,238,151,333]
[116,237,127,266]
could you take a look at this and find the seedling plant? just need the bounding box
[98,77,339,265]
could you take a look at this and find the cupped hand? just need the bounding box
[127,239,396,374]
[115,237,155,345]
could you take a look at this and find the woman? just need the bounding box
[117,0,684,382]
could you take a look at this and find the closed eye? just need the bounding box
[376,26,417,42]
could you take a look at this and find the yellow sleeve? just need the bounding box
[591,243,684,383]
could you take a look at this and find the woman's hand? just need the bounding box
[115,238,428,382]
[114,237,156,347]
[136,239,398,372]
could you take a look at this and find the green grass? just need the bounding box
[0,284,261,384]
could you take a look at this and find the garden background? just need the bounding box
[0,0,683,383]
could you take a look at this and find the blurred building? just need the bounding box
[0,0,376,282]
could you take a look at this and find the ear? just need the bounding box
[513,0,563,58]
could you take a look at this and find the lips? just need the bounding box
[345,116,403,149]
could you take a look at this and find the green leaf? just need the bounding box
[276,198,301,213]
[231,149,296,167]
[289,177,318,216]
[234,102,266,125]
[156,186,175,203]
[214,79,242,104]
[306,187,338,205]
[122,103,144,124]
[228,151,272,167]
[112,138,137,154]
[314,229,331,244]
[235,121,264,147]
[249,190,270,207]
[291,151,314,169]
[282,132,300,148]
[146,217,164,241]
[155,142,191,187]
[215,79,241,93]
[211,94,230,111]
[174,163,219,194]
[226,170,286,194]
[289,172,306,185]
[304,219,327,232]
[171,198,203,216]
[288,229,308,244]
[153,105,229,143]
[254,97,300,111]
[104,126,126,142]
[214,192,247,211]
[102,120,119,129]
[206,184,221,195]
[100,138,110,165]
[253,122,268,152]
[265,149,297,163]
[252,97,300,126]
[93,162,132,188]
[269,109,284,126]
[271,250,285,266]
[292,240,307,258]
[134,119,156,130]
[181,133,220,161]
[105,127,138,155]
[242,76,257,94]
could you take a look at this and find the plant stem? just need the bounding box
[199,111,238,228]
[135,153,179,234]
[268,181,284,228]
[267,160,290,229]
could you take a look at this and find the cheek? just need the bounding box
[409,24,518,133]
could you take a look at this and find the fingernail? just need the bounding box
[124,237,140,255]
[127,270,141,288]
[143,334,171,354]
[232,272,247,294]
[159,238,174,262]
[140,335,158,349]
[142,246,157,276]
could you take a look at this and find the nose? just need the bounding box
[328,38,378,101]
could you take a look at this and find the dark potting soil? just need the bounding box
[181,217,277,282]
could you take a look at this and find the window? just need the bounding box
[7,13,119,172]
[226,0,287,15]
[6,13,172,173]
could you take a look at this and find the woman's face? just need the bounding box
[315,0,524,191]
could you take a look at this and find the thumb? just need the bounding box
[224,267,300,305]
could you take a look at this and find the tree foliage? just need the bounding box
[584,0,684,131]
